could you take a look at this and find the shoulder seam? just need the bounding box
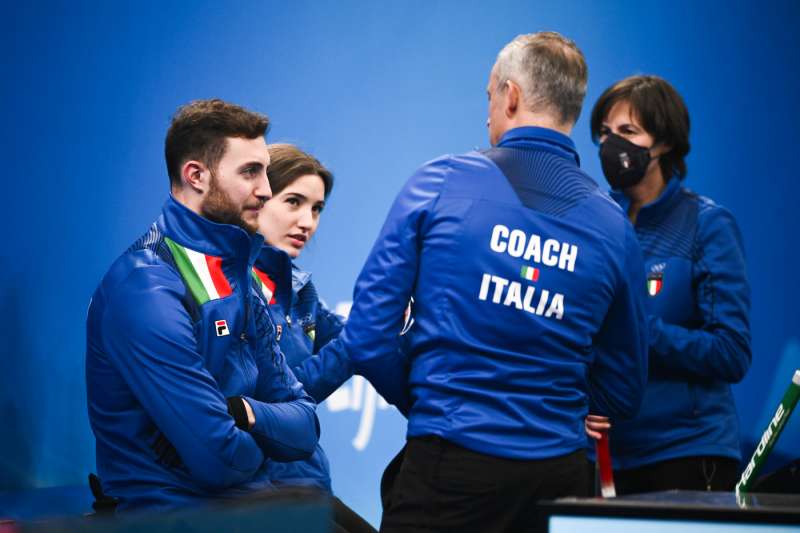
[102,252,184,311]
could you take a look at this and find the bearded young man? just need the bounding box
[86,99,319,511]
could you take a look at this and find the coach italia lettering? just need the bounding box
[478,275,565,319]
[480,224,576,320]
[489,224,579,271]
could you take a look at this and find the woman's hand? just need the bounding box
[585,414,611,440]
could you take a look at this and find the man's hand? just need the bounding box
[243,398,255,429]
[585,414,611,440]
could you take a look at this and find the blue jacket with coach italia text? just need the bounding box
[86,197,319,511]
[254,246,353,491]
[607,178,751,469]
[320,127,649,460]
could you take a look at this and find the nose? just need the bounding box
[255,170,272,203]
[297,206,314,231]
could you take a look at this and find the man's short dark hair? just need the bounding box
[494,32,588,125]
[165,99,270,188]
[590,75,691,180]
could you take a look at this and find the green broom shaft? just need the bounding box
[736,370,800,494]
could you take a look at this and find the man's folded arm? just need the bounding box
[249,332,320,460]
[101,269,264,490]
[236,395,319,462]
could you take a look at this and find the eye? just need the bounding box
[312,203,325,215]
[599,126,610,136]
[242,166,260,178]
[285,196,300,206]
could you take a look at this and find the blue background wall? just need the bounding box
[2,0,798,526]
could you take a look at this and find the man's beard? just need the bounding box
[201,173,260,234]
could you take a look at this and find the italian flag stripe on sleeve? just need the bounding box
[252,267,276,304]
[164,237,232,305]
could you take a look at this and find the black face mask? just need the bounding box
[599,133,652,190]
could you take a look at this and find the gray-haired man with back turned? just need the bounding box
[319,31,648,532]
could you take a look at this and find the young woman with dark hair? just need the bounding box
[254,144,375,533]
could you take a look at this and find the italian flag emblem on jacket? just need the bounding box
[647,272,663,297]
[165,237,233,304]
[165,237,276,305]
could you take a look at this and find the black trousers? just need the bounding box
[380,436,590,533]
[612,456,740,495]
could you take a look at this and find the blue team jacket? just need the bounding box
[320,127,650,460]
[86,196,319,511]
[254,246,353,491]
[608,178,751,469]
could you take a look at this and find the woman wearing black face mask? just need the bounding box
[585,75,751,494]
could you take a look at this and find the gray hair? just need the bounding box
[493,31,588,125]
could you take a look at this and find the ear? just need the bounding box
[181,160,210,194]
[505,80,520,118]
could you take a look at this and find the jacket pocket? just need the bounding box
[643,378,694,420]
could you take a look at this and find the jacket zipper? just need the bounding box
[241,294,249,343]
